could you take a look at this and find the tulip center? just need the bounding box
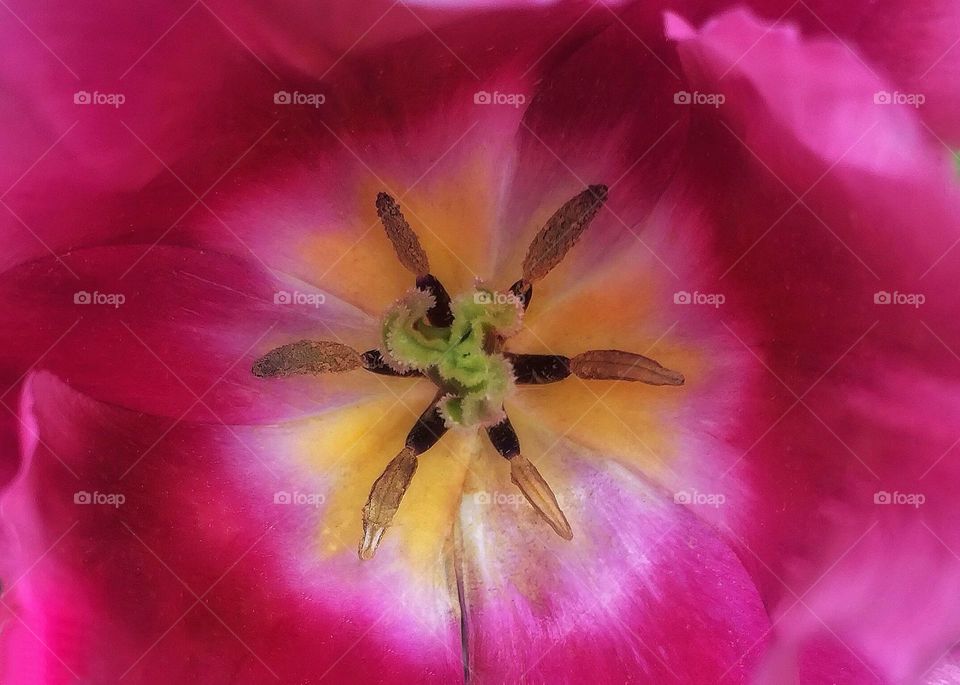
[380,285,523,428]
[253,185,688,559]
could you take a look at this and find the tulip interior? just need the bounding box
[252,185,685,560]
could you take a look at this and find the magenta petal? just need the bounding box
[492,2,688,286]
[455,421,770,682]
[0,245,386,424]
[1,372,461,683]
[666,7,960,681]
[853,0,960,145]
[1,0,527,273]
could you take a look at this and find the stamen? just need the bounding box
[510,455,573,540]
[508,278,533,311]
[359,447,418,561]
[486,416,573,540]
[415,274,455,328]
[521,184,608,283]
[505,353,571,384]
[570,349,684,386]
[359,402,448,560]
[404,404,448,454]
[486,416,520,458]
[256,188,688,559]
[376,192,430,276]
[252,340,360,377]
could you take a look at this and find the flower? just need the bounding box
[1,1,959,683]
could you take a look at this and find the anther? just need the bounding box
[570,349,684,385]
[359,447,418,561]
[486,416,572,540]
[252,340,361,377]
[376,192,430,276]
[359,401,449,560]
[521,184,608,283]
[510,455,573,540]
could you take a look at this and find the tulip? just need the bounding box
[1,1,959,683]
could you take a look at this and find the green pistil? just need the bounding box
[381,286,522,428]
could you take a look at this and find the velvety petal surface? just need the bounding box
[665,7,960,681]
[0,371,465,683]
[453,414,771,682]
[3,0,960,682]
[0,245,393,424]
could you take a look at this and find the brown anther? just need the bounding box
[510,454,573,540]
[376,192,430,276]
[252,340,361,377]
[570,349,685,386]
[252,189,691,561]
[486,416,572,540]
[359,447,418,560]
[521,184,608,283]
[359,400,448,560]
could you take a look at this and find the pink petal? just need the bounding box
[170,6,624,311]
[0,1,601,276]
[666,7,960,680]
[1,371,461,683]
[455,415,771,682]
[489,1,688,292]
[0,245,388,423]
